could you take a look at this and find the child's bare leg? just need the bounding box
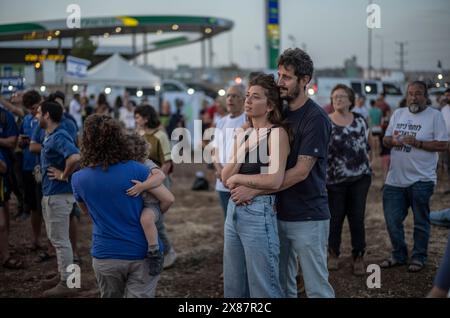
[140,208,158,250]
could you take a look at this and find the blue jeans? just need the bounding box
[217,191,231,218]
[223,195,283,298]
[383,181,434,264]
[278,219,335,298]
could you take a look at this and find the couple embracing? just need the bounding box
[221,48,335,298]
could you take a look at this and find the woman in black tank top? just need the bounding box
[220,74,290,298]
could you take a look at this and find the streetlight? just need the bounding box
[438,73,443,80]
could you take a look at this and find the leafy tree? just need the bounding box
[70,32,97,63]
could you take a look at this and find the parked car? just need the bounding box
[161,79,189,93]
[310,77,404,109]
[184,82,218,99]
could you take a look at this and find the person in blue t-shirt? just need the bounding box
[71,115,164,298]
[19,90,42,250]
[29,93,81,264]
[36,101,80,297]
[47,92,81,264]
[229,48,335,298]
[0,105,18,238]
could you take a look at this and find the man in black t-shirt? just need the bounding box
[230,48,335,298]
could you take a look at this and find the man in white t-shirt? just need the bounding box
[381,81,449,273]
[440,89,450,193]
[212,85,246,217]
[119,100,136,130]
[69,94,82,129]
[352,95,369,120]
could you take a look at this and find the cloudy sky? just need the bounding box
[1,0,449,71]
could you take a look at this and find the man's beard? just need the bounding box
[408,103,426,114]
[280,85,301,103]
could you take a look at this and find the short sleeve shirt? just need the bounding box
[71,161,151,259]
[276,99,332,221]
[385,107,448,187]
[41,126,79,196]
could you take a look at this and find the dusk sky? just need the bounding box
[1,0,449,71]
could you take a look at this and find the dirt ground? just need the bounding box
[0,159,449,298]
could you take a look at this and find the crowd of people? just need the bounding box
[210,49,450,298]
[0,47,449,298]
[0,89,179,297]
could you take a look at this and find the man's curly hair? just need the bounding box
[80,114,130,169]
[278,48,314,82]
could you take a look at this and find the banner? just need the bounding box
[0,77,24,95]
[66,55,91,78]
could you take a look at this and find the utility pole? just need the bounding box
[395,41,408,72]
[143,32,148,66]
[367,0,373,79]
[201,39,206,72]
[131,30,136,65]
[228,32,233,66]
[375,34,384,72]
[208,37,213,69]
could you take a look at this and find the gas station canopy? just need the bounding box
[0,15,233,56]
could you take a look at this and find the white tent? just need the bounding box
[65,53,160,87]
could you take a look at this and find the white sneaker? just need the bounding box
[163,248,177,269]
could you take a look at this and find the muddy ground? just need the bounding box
[0,159,449,298]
